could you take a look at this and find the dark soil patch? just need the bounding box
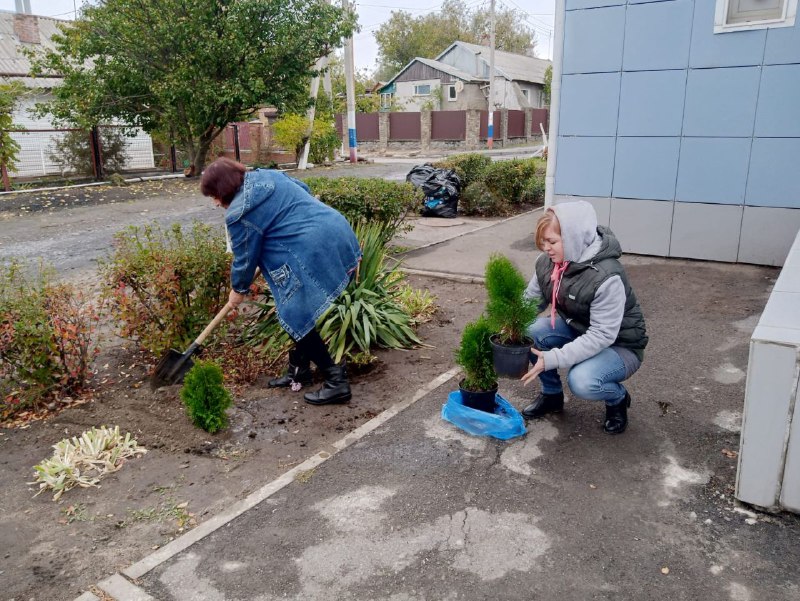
[0,274,485,601]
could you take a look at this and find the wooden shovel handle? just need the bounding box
[194,267,262,347]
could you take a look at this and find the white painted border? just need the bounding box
[715,0,798,33]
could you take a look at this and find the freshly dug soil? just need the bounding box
[0,274,486,601]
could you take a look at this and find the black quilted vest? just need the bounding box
[535,226,648,360]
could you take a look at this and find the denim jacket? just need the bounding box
[225,169,361,340]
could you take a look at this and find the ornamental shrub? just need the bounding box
[272,114,340,166]
[484,253,539,345]
[99,221,231,356]
[460,181,511,217]
[303,177,422,241]
[483,158,544,205]
[455,315,497,392]
[0,261,100,419]
[432,153,492,189]
[180,360,232,434]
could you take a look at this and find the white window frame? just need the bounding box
[413,84,431,96]
[715,0,797,33]
[380,93,393,109]
[447,85,457,101]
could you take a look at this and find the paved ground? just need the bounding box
[76,212,800,601]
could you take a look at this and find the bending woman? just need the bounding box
[521,201,648,434]
[200,158,361,405]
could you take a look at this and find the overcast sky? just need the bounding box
[1,0,555,70]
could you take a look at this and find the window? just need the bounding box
[380,93,393,109]
[447,85,457,101]
[521,89,529,99]
[413,84,431,96]
[715,0,797,32]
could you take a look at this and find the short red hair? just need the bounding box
[200,157,247,206]
[535,209,561,250]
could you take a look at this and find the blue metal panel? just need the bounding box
[628,0,673,3]
[689,0,766,68]
[563,6,626,74]
[567,0,624,9]
[683,67,760,137]
[618,70,686,136]
[746,138,800,209]
[555,137,616,196]
[623,0,693,71]
[764,20,800,65]
[559,73,621,136]
[613,137,680,200]
[755,65,800,138]
[676,138,751,204]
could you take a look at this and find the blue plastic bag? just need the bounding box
[441,391,526,440]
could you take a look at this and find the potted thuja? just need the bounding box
[455,315,499,412]
[485,253,539,378]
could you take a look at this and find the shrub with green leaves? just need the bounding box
[303,177,422,241]
[455,315,497,392]
[485,253,539,345]
[99,221,230,355]
[432,153,492,189]
[459,181,511,217]
[483,158,545,206]
[180,360,232,434]
[272,113,340,165]
[1,261,100,419]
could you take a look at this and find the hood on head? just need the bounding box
[550,201,598,263]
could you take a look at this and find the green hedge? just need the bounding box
[304,177,422,241]
[483,158,545,206]
[431,153,492,189]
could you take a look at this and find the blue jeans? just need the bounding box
[525,316,641,406]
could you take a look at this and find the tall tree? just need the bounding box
[29,0,356,175]
[374,0,536,79]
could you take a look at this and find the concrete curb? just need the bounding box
[83,366,461,600]
[0,173,183,196]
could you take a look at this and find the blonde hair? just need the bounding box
[535,209,561,250]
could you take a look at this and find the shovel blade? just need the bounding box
[151,348,195,388]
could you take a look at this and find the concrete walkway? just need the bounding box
[80,214,800,601]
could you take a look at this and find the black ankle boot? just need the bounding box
[269,350,313,389]
[303,363,351,405]
[604,392,631,435]
[522,391,564,419]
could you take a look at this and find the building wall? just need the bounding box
[554,0,800,266]
[394,79,444,111]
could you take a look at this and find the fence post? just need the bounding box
[89,126,103,180]
[500,109,509,148]
[378,112,389,153]
[170,144,177,173]
[233,124,241,162]
[420,111,431,153]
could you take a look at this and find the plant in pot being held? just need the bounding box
[484,253,540,378]
[455,315,498,412]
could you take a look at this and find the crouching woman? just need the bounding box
[521,201,648,434]
[200,158,361,405]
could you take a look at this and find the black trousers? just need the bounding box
[294,329,334,370]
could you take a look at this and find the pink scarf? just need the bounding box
[550,262,569,328]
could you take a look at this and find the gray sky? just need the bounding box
[1,0,555,70]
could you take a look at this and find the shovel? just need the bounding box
[151,268,261,388]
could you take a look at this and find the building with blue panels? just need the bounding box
[548,0,800,265]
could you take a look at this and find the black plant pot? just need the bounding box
[490,335,533,379]
[458,379,498,413]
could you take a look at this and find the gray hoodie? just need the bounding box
[523,201,628,370]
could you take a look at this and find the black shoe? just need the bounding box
[268,350,313,389]
[304,364,352,405]
[604,392,631,435]
[522,391,564,419]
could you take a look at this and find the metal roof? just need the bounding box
[379,56,482,92]
[0,12,67,88]
[436,41,551,84]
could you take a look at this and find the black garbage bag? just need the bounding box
[406,164,462,218]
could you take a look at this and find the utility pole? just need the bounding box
[297,57,325,170]
[342,0,358,163]
[487,0,496,150]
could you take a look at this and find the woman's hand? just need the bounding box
[228,289,247,308]
[521,348,546,386]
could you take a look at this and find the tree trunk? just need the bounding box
[185,129,220,177]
